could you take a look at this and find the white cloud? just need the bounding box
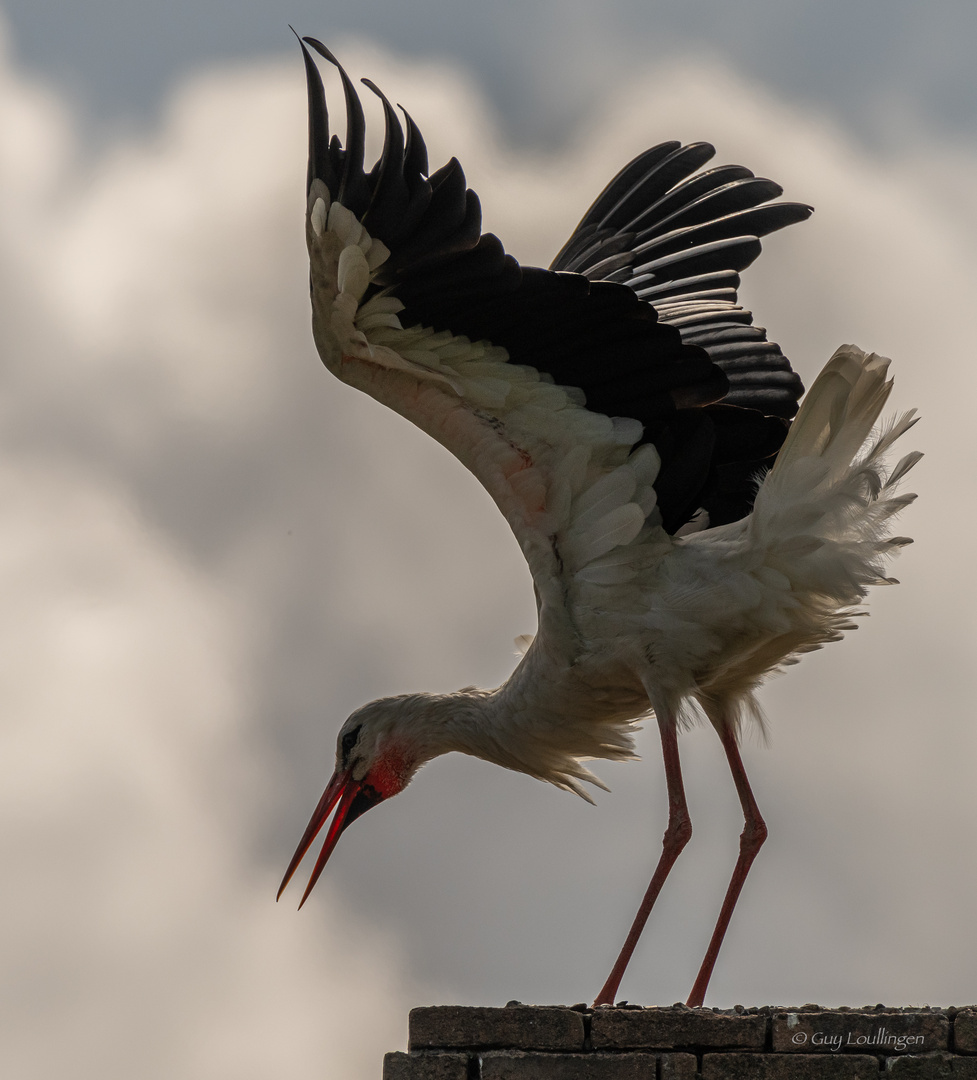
[0,49,424,1080]
[1,29,975,1080]
[0,460,423,1079]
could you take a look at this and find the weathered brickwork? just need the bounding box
[591,1007,765,1050]
[409,1005,585,1052]
[956,1010,977,1054]
[383,1004,977,1078]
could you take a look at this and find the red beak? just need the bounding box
[276,768,384,907]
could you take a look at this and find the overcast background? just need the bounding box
[2,4,976,1079]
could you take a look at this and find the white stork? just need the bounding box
[277,38,920,1009]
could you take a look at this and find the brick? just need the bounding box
[480,1050,658,1079]
[592,1005,765,1050]
[955,1010,977,1053]
[772,1010,948,1055]
[382,1051,470,1080]
[885,1052,951,1078]
[660,1053,698,1079]
[885,1051,977,1077]
[409,1006,585,1052]
[702,1052,880,1079]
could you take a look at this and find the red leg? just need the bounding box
[686,723,767,1008]
[593,714,691,1007]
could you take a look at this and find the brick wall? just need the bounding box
[383,1003,977,1078]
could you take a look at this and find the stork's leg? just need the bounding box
[593,714,691,1007]
[685,723,767,1008]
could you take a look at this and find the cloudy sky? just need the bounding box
[2,4,976,1079]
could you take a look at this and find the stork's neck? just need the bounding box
[408,687,514,771]
[403,666,635,800]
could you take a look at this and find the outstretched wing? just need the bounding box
[298,39,810,634]
[552,142,811,525]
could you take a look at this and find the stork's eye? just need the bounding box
[340,725,361,766]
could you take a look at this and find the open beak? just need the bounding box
[276,768,384,908]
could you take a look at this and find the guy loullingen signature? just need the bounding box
[790,1027,924,1052]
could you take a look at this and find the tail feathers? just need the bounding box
[770,344,893,483]
[752,343,920,604]
[688,346,918,737]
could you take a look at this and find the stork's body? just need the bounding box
[279,39,920,1008]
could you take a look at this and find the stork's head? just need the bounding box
[277,694,441,907]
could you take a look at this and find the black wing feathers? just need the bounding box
[300,41,812,532]
[360,80,410,240]
[554,143,810,431]
[298,39,337,197]
[573,143,718,235]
